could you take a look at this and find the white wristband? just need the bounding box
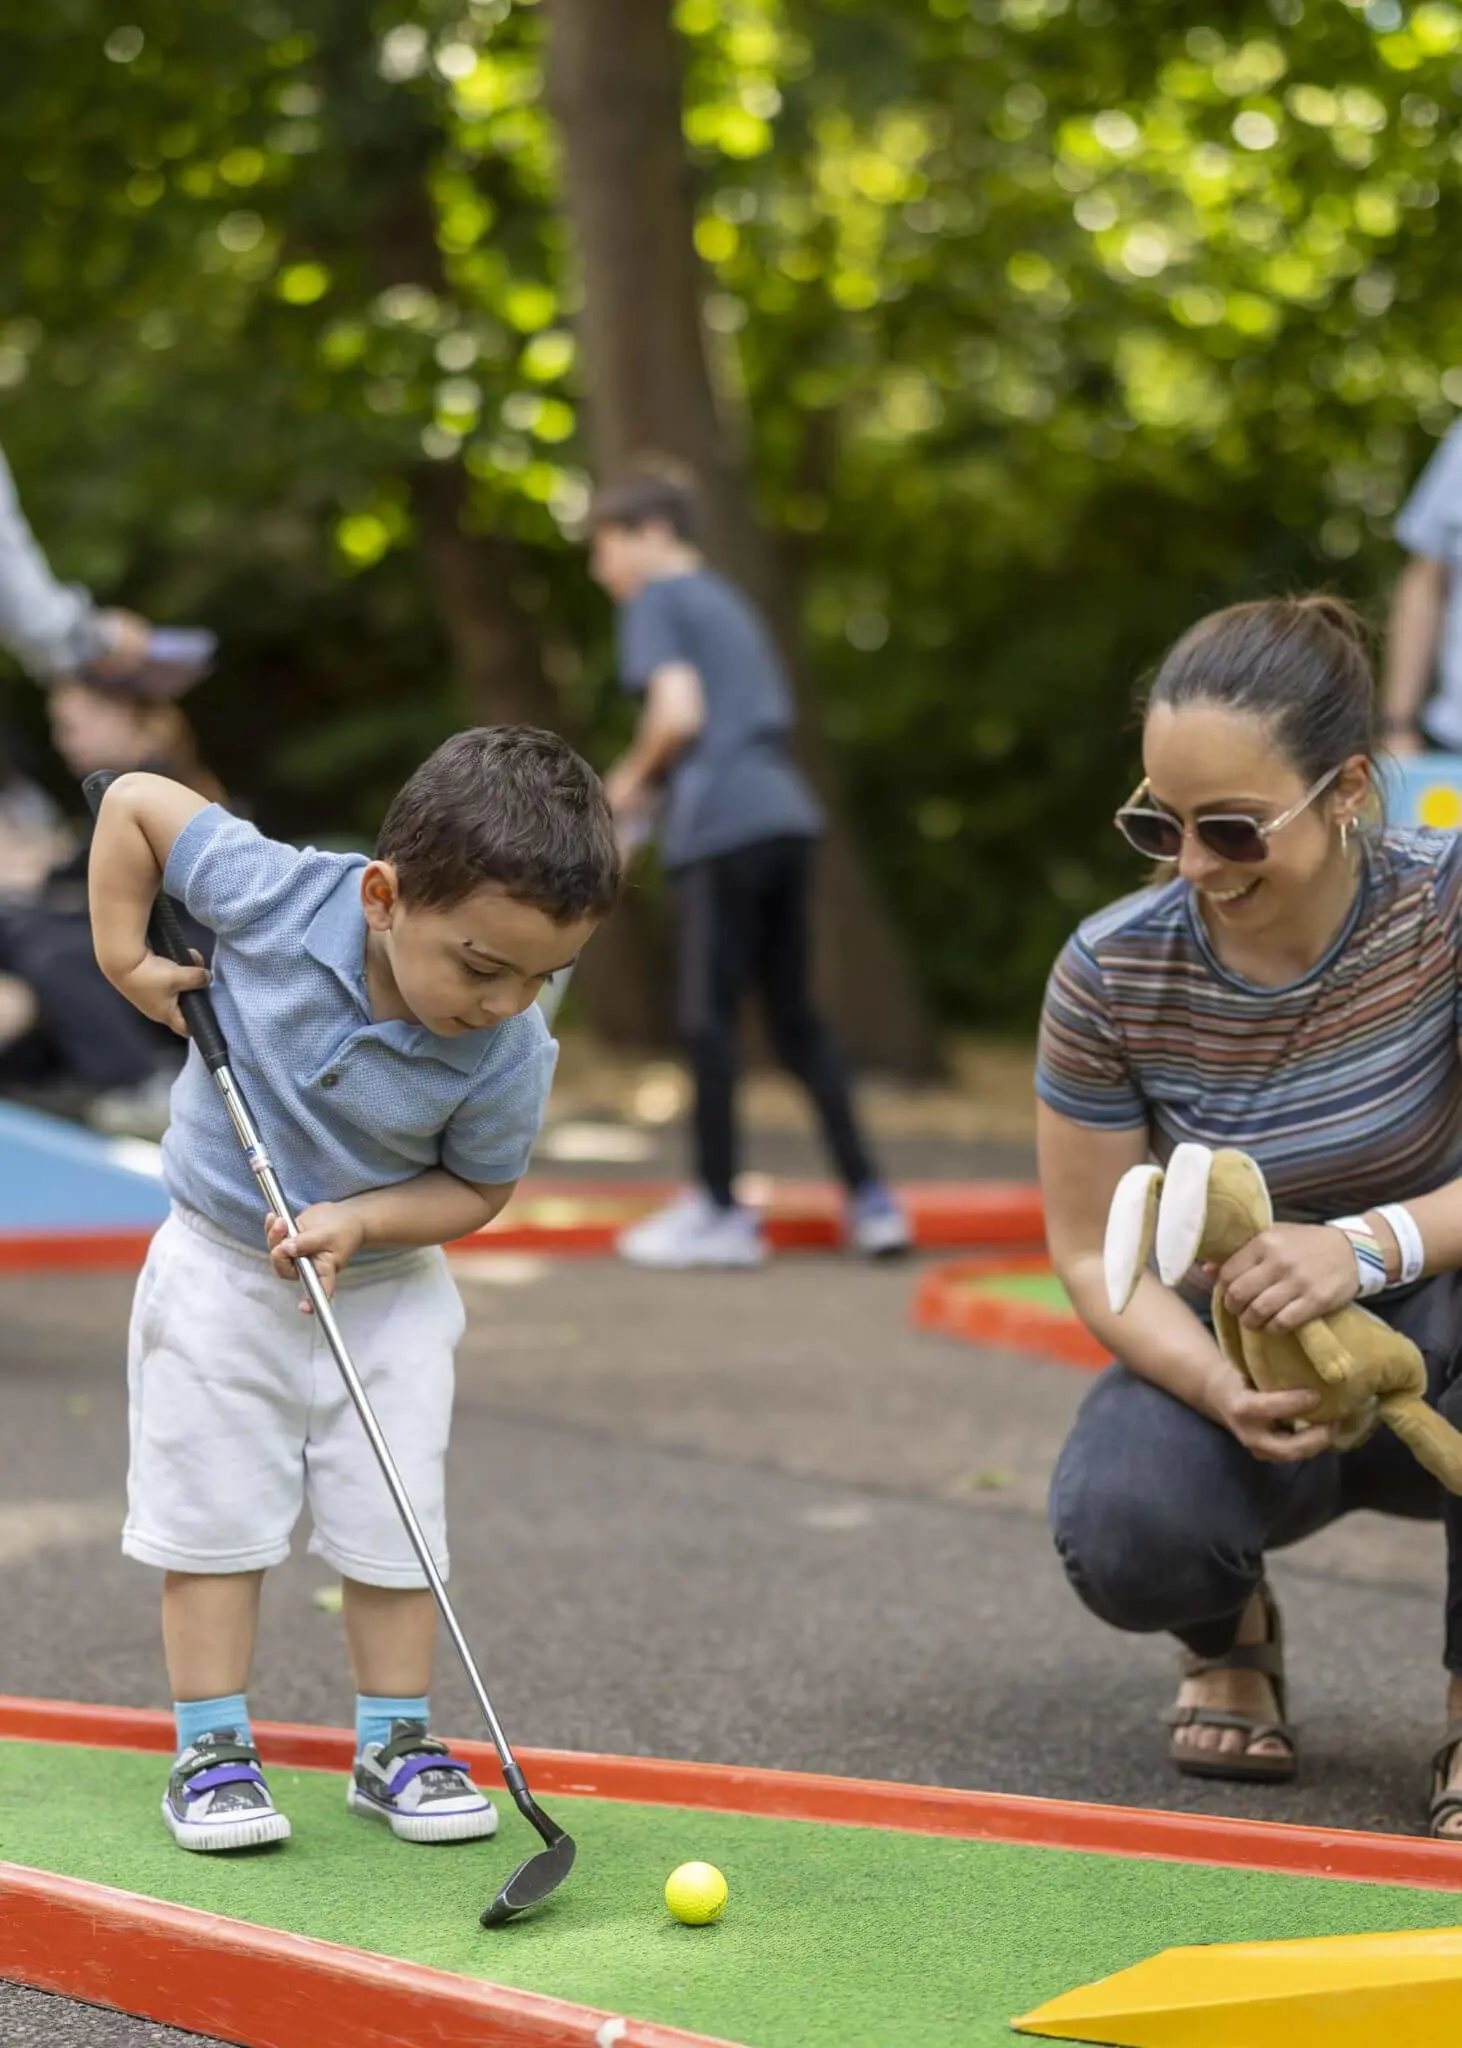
[1325,1216,1388,1299]
[1374,1202,1425,1287]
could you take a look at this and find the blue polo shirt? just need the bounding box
[159,806,558,1254]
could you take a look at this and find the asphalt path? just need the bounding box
[1,1246,1455,2045]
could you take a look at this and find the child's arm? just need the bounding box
[266,1170,514,1303]
[604,662,703,822]
[89,771,212,1032]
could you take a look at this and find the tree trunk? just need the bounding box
[411,464,675,1049]
[543,0,942,1075]
[316,21,675,1055]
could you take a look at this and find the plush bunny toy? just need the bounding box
[1105,1142,1462,1494]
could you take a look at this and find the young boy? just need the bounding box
[585,467,909,1268]
[89,726,619,1851]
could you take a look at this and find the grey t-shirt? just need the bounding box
[1396,420,1462,747]
[617,568,824,868]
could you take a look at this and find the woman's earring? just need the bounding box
[1340,817,1353,854]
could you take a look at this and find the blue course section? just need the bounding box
[0,1102,170,1232]
[1380,753,1462,831]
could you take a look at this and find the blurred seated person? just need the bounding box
[0,675,223,1138]
[0,734,72,1053]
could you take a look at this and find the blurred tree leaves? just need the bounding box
[2,0,1458,1027]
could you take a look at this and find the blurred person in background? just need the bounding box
[0,439,151,681]
[585,465,909,1268]
[1383,418,1462,757]
[0,732,71,1064]
[0,675,222,1138]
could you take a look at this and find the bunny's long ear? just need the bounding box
[1155,1142,1217,1286]
[1105,1164,1164,1313]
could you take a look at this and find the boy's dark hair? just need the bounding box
[378,726,621,922]
[585,461,699,543]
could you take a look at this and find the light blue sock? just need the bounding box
[356,1693,430,1757]
[174,1693,251,1758]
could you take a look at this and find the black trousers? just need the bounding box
[673,835,875,1207]
[0,899,205,1094]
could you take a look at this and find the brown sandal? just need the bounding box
[1163,1583,1297,1784]
[1428,1722,1462,1838]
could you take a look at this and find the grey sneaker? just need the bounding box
[348,1720,499,1843]
[847,1183,912,1258]
[163,1730,291,1852]
[85,1064,177,1141]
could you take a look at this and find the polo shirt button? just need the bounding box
[320,1072,340,1089]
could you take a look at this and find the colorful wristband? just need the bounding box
[1325,1215,1388,1300]
[1373,1202,1425,1287]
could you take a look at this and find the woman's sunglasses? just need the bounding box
[1113,766,1341,865]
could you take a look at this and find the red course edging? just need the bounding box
[0,1863,740,2048]
[5,1693,1462,2048]
[0,1180,1046,1272]
[913,1256,1110,1371]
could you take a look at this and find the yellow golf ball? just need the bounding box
[664,1861,728,1925]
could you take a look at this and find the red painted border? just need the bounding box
[3,1696,1460,1891]
[0,1862,741,2048]
[0,1228,155,1272]
[0,1180,1044,1272]
[913,1257,1110,1371]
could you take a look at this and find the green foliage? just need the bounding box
[3,0,1459,1025]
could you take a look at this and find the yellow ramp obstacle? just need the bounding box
[1012,1923,1462,2048]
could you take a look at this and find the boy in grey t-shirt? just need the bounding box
[586,467,907,1267]
[1386,419,1462,752]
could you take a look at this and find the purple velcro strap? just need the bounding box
[185,1763,264,1800]
[384,1752,471,1800]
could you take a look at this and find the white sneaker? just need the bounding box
[616,1189,767,1269]
[348,1721,499,1844]
[85,1065,177,1140]
[163,1731,292,1853]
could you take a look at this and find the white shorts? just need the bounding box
[124,1206,464,1587]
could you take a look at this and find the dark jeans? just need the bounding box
[0,903,192,1092]
[673,835,876,1208]
[1049,1270,1462,1672]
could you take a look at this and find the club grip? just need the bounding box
[82,769,232,1073]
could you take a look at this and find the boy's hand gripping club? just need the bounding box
[83,771,574,1926]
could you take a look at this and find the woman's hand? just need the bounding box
[1213,1222,1359,1332]
[266,1202,367,1310]
[1208,1370,1336,1463]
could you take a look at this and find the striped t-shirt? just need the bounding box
[1036,829,1462,1224]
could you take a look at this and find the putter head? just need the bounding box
[480,1824,576,1927]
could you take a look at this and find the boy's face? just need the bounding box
[588,519,674,602]
[360,866,595,1037]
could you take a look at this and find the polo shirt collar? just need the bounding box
[302,868,486,1073]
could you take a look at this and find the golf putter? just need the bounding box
[83,771,575,1926]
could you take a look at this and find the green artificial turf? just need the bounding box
[3,1740,1461,2047]
[967,1271,1074,1314]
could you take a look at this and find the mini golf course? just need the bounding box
[5,1702,1462,2048]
